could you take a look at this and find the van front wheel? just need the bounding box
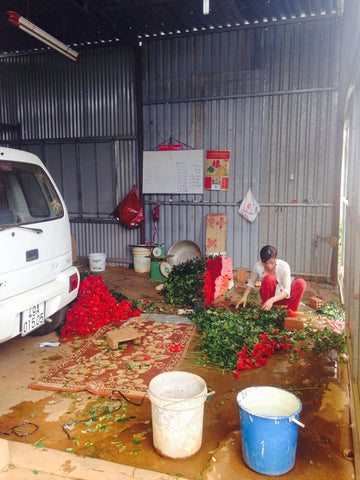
[31,307,67,336]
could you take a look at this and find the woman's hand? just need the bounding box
[236,296,248,309]
[261,298,274,311]
[236,287,252,309]
[261,290,288,311]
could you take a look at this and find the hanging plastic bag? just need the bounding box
[111,185,144,228]
[238,188,260,223]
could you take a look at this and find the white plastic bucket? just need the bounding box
[148,371,208,459]
[132,246,151,273]
[88,253,106,272]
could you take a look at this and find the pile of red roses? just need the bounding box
[204,256,223,306]
[60,275,142,338]
[233,330,292,378]
[203,269,215,306]
[203,256,232,306]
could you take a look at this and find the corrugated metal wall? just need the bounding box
[0,17,341,276]
[0,47,141,264]
[142,18,341,274]
[0,48,136,139]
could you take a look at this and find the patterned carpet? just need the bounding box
[29,315,195,398]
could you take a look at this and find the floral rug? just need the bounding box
[29,315,195,398]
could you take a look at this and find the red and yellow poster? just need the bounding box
[204,150,231,190]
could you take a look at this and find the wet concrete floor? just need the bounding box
[0,266,355,479]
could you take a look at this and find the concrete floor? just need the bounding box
[0,266,356,479]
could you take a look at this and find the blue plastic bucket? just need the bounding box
[237,386,303,476]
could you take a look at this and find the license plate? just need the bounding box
[21,303,45,336]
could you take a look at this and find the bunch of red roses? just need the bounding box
[60,275,142,337]
[203,269,215,306]
[233,330,292,378]
[203,256,232,306]
[203,257,222,305]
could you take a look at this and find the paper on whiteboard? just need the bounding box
[143,150,204,194]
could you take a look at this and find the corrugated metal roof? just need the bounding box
[0,0,342,54]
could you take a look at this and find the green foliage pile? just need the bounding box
[162,257,207,306]
[188,307,286,371]
[187,301,347,372]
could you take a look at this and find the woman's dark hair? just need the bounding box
[260,245,278,263]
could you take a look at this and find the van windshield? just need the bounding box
[0,161,64,226]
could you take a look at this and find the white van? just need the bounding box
[0,147,80,342]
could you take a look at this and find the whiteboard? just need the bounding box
[143,150,204,194]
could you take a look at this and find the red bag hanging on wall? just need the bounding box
[111,185,144,228]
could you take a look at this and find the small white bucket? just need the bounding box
[132,246,151,273]
[88,252,106,272]
[148,371,208,459]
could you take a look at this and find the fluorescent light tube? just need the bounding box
[6,11,80,62]
[203,0,210,15]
